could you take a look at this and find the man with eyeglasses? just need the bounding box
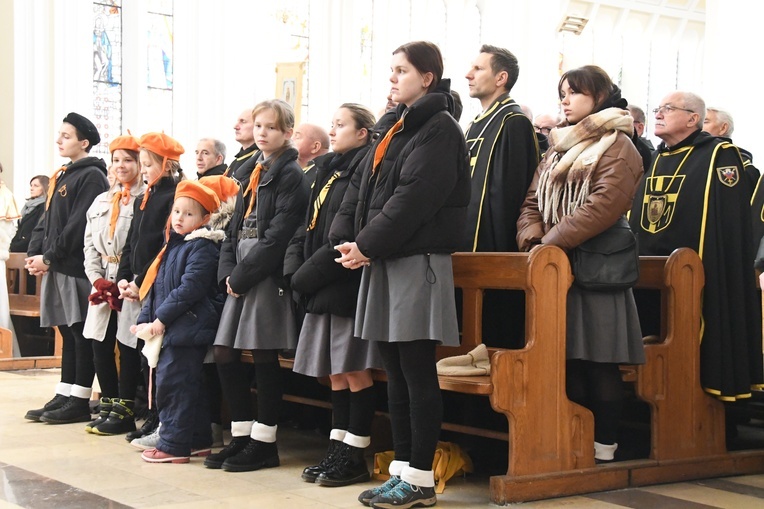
[629,91,763,408]
[532,112,560,155]
[463,44,540,348]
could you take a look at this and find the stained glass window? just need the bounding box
[92,0,122,160]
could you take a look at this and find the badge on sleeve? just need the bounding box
[716,166,739,187]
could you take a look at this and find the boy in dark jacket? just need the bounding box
[132,180,224,463]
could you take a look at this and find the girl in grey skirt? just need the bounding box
[205,100,308,473]
[331,42,470,508]
[517,65,645,462]
[24,112,109,425]
[285,103,381,488]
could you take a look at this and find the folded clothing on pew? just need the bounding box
[436,344,490,376]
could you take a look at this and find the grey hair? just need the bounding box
[679,91,706,127]
[706,107,734,136]
[199,138,227,160]
[627,105,646,124]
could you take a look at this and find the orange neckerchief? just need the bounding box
[243,163,264,218]
[372,118,404,175]
[46,166,67,209]
[137,215,209,301]
[138,223,171,301]
[108,183,132,238]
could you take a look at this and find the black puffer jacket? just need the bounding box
[219,147,308,294]
[285,145,370,317]
[117,176,178,286]
[32,157,109,277]
[329,85,470,259]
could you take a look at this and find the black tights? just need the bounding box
[92,312,141,400]
[59,322,95,389]
[377,340,442,471]
[215,346,282,426]
[566,359,623,445]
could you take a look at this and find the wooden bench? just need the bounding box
[489,247,764,504]
[0,252,62,369]
[252,246,764,503]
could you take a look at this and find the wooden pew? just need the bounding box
[489,247,764,504]
[0,253,62,369]
[258,247,764,504]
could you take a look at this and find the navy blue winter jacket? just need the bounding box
[137,228,225,348]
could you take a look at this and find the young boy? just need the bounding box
[132,180,225,463]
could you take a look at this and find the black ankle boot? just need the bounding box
[221,439,280,472]
[85,397,113,433]
[204,435,250,469]
[25,394,69,422]
[93,399,136,435]
[40,396,92,424]
[302,439,343,482]
[316,443,369,487]
[126,408,158,442]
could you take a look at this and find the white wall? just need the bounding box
[6,0,758,200]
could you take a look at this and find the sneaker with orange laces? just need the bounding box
[141,448,190,464]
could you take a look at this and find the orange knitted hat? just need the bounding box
[174,180,220,214]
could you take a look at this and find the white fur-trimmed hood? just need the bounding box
[185,227,225,244]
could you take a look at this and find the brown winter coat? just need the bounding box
[516,130,643,252]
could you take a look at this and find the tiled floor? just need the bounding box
[1,369,764,508]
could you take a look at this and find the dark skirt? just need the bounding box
[566,285,646,364]
[293,313,383,377]
[355,253,459,346]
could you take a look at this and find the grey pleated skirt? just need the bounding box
[355,253,459,346]
[294,313,383,377]
[40,272,91,327]
[213,238,298,351]
[566,285,646,364]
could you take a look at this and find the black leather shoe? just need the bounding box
[221,439,280,472]
[316,444,369,487]
[40,396,92,424]
[25,394,69,422]
[204,435,250,469]
[302,439,343,482]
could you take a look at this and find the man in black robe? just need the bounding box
[225,108,260,190]
[464,44,540,348]
[629,91,763,402]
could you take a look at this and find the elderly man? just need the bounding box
[629,91,763,403]
[532,112,560,155]
[195,138,227,179]
[464,44,540,348]
[703,107,758,186]
[293,123,329,184]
